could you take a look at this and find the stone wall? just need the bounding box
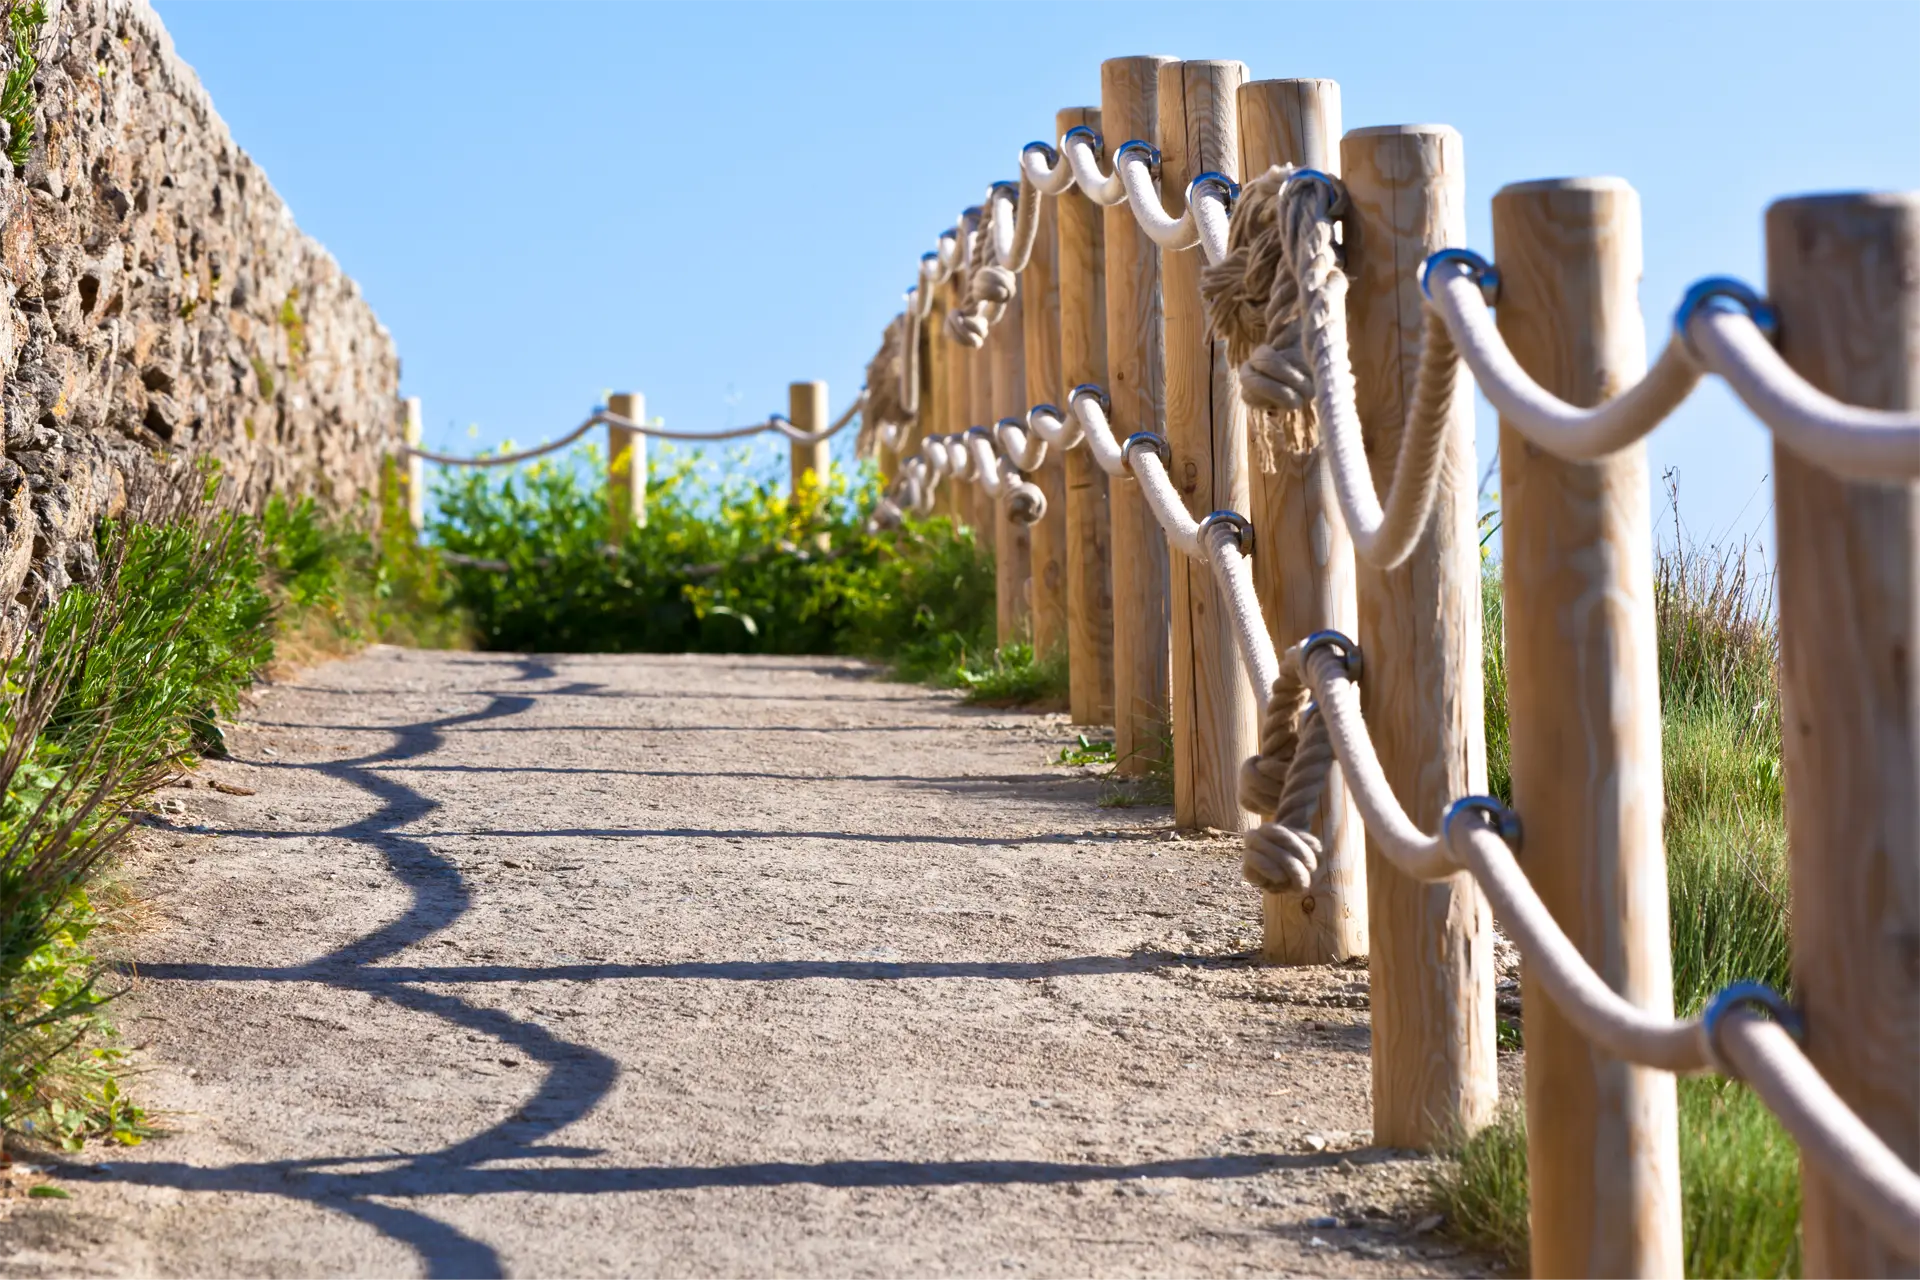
[0,0,398,629]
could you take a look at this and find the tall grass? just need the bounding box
[1440,536,1797,1277]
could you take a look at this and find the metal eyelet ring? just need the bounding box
[1188,171,1241,213]
[1443,795,1523,852]
[1701,981,1804,1079]
[996,416,1025,433]
[1300,629,1363,683]
[1061,125,1103,157]
[960,205,984,233]
[1027,403,1063,429]
[1283,167,1347,217]
[1068,383,1111,416]
[1114,139,1161,178]
[1022,140,1059,166]
[965,425,991,439]
[1674,277,1780,359]
[1198,510,1254,555]
[989,179,1020,199]
[1421,248,1501,306]
[920,250,938,263]
[1121,431,1171,476]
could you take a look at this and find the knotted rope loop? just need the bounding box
[1239,647,1338,894]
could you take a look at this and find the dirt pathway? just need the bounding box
[1,649,1483,1278]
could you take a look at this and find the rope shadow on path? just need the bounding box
[85,657,1224,1278]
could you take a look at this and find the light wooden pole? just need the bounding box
[1238,79,1366,961]
[787,381,830,502]
[1494,177,1681,1278]
[1341,124,1496,1149]
[1021,177,1070,661]
[1766,192,1919,1280]
[402,395,425,532]
[928,277,964,524]
[991,283,1032,646]
[1101,54,1176,775]
[1160,59,1255,832]
[1056,106,1116,726]
[968,325,999,560]
[606,391,646,541]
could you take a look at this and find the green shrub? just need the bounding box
[428,447,998,671]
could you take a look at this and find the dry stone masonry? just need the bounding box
[0,0,397,638]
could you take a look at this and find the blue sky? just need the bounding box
[155,1,1918,551]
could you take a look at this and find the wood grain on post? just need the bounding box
[1493,177,1681,1278]
[1238,79,1366,961]
[787,381,831,502]
[1160,59,1255,832]
[1056,105,1116,726]
[1766,192,1919,1280]
[991,286,1032,646]
[968,325,999,559]
[1101,55,1176,775]
[1022,182,1070,661]
[606,391,646,541]
[402,395,425,532]
[1340,125,1496,1148]
[927,277,963,524]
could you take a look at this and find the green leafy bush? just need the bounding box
[428,447,1000,677]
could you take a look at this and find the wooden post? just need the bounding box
[1056,106,1116,727]
[1022,177,1070,662]
[1238,79,1366,961]
[926,277,963,524]
[1341,125,1496,1148]
[967,329,999,560]
[402,395,425,532]
[607,391,646,541]
[1160,59,1255,832]
[787,380,831,502]
[1766,192,1919,1280]
[1494,177,1681,1278]
[991,284,1032,646]
[1101,54,1176,776]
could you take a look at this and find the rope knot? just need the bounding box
[1238,649,1340,895]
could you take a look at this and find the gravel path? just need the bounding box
[1,648,1485,1278]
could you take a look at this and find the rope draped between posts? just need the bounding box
[858,130,1920,1258]
[405,394,867,468]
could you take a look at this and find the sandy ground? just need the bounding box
[0,648,1491,1278]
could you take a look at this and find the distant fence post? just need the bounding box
[1494,176,1681,1277]
[1055,105,1116,727]
[1162,58,1256,833]
[606,391,645,541]
[1340,123,1497,1149]
[1766,192,1920,1279]
[1022,171,1070,662]
[1101,54,1176,776]
[1238,78,1366,962]
[787,380,831,502]
[991,270,1033,646]
[403,395,425,532]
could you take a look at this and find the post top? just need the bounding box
[1496,175,1634,197]
[1345,123,1460,141]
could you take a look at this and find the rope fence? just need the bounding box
[382,64,1919,1279]
[853,73,1918,1278]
